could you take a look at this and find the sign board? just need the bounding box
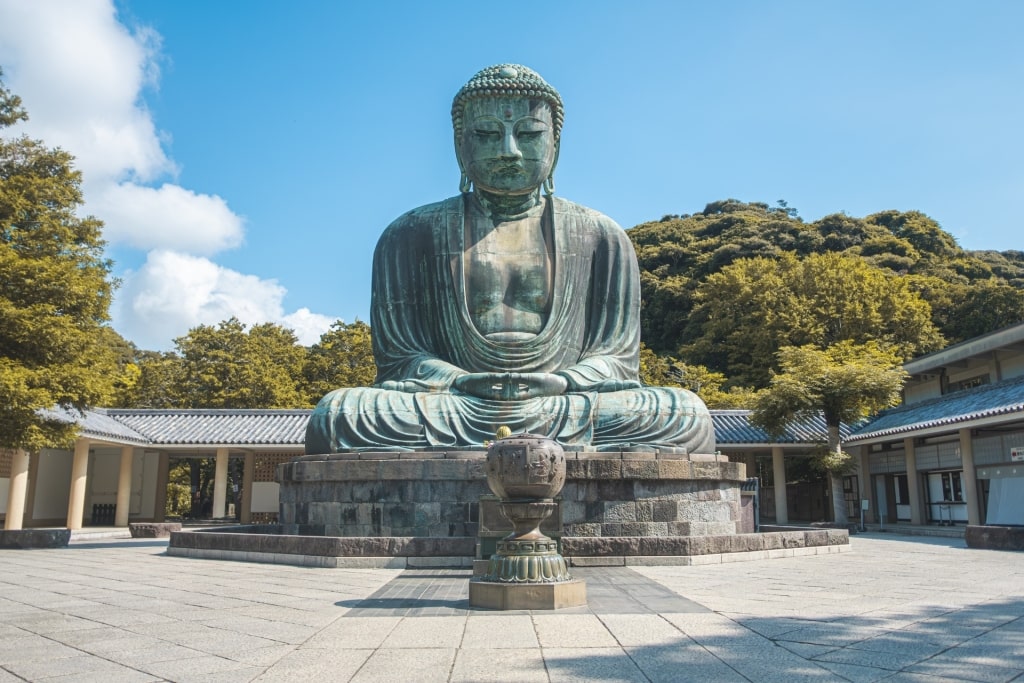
[861,499,870,511]
[1012,447,1024,462]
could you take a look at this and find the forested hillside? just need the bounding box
[630,199,1024,388]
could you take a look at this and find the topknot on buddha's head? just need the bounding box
[451,64,564,142]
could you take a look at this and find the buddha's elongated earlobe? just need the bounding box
[544,143,560,196]
[460,171,472,193]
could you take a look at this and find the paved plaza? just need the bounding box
[0,533,1022,682]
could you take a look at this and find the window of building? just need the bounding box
[941,471,964,502]
[947,373,990,394]
[895,474,910,504]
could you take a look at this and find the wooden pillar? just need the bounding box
[24,448,40,527]
[66,438,90,530]
[212,447,229,518]
[240,452,255,524]
[959,428,981,525]
[857,446,875,523]
[772,446,788,524]
[903,437,924,525]
[4,449,30,530]
[115,446,134,527]
[154,452,169,522]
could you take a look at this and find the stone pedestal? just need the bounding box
[468,435,587,610]
[469,578,587,610]
[278,451,745,541]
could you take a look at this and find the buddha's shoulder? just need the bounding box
[378,196,461,239]
[393,196,462,224]
[552,197,626,235]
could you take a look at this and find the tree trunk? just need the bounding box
[827,423,848,525]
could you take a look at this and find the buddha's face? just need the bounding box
[458,97,556,195]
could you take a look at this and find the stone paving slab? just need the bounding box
[1,533,1023,681]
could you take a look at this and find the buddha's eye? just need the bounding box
[474,129,501,141]
[517,130,543,142]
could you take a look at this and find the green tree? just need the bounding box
[685,252,942,387]
[751,341,907,524]
[113,349,185,408]
[638,343,758,408]
[175,318,306,408]
[0,70,118,450]
[944,280,1024,342]
[303,320,376,405]
[630,200,1022,358]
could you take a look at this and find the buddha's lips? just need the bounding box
[487,162,525,176]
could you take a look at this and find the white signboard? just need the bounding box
[1012,447,1024,462]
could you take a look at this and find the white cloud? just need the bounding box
[0,0,171,182]
[91,183,245,255]
[114,251,335,350]
[0,0,336,349]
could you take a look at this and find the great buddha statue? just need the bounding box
[305,64,715,454]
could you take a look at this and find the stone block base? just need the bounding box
[469,579,587,610]
[0,529,71,549]
[129,522,182,538]
[966,525,1024,551]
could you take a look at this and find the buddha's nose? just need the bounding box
[500,132,523,159]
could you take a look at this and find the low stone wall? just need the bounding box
[0,528,71,549]
[168,527,476,568]
[564,528,848,558]
[279,451,746,539]
[965,525,1024,551]
[167,525,848,568]
[129,522,182,538]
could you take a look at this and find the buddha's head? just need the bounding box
[452,64,562,196]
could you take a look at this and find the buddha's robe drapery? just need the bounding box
[305,195,715,453]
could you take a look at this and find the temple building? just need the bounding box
[847,321,1024,528]
[3,323,1023,532]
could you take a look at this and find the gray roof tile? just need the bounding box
[848,374,1024,442]
[40,407,150,445]
[106,409,309,445]
[61,407,843,448]
[710,410,847,445]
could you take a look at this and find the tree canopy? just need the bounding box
[751,341,907,522]
[113,318,377,409]
[684,252,942,387]
[0,70,120,450]
[630,200,1024,365]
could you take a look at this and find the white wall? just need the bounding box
[251,482,279,513]
[905,380,941,405]
[88,447,121,506]
[987,477,1024,524]
[138,451,159,518]
[1002,353,1024,381]
[33,449,71,521]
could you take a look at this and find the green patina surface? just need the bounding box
[306,65,715,453]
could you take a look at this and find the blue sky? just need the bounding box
[1,1,1021,350]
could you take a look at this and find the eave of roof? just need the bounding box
[709,410,845,445]
[106,409,309,446]
[903,321,1024,376]
[847,374,1024,443]
[40,407,150,446]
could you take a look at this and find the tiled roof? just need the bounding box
[710,410,848,445]
[40,407,150,445]
[63,407,838,448]
[106,409,309,446]
[848,374,1024,442]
